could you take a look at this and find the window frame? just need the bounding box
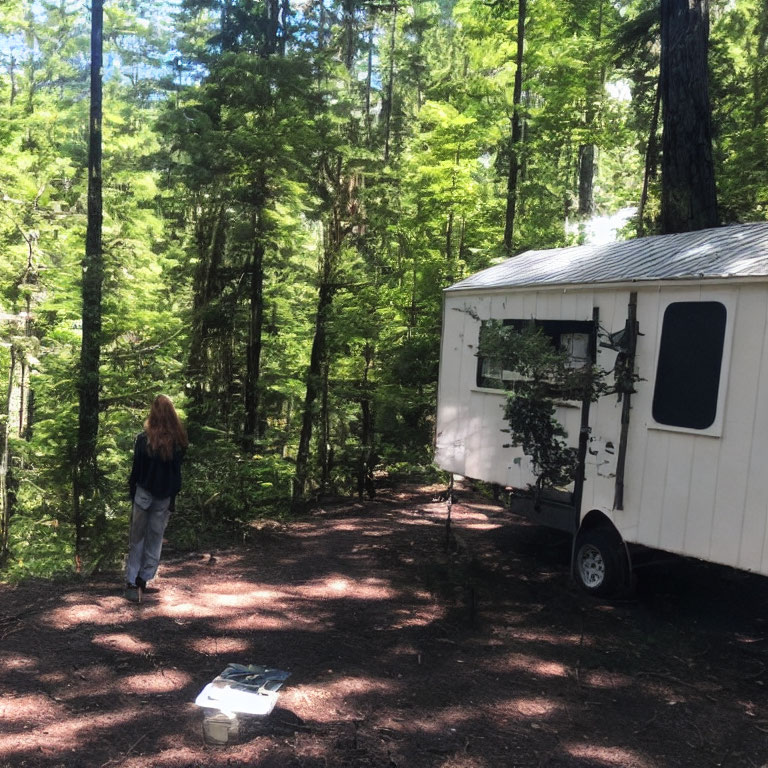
[649,296,734,438]
[475,318,596,394]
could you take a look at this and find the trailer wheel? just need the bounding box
[574,527,626,596]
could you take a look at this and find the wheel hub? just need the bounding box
[578,544,605,588]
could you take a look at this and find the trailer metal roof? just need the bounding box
[446,221,768,292]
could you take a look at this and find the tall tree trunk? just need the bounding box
[266,0,280,55]
[503,0,526,254]
[577,0,604,217]
[0,346,17,560]
[754,1,768,128]
[383,1,397,163]
[357,343,375,500]
[243,202,265,448]
[318,0,326,50]
[221,0,237,51]
[319,360,330,494]
[74,0,104,556]
[280,0,291,55]
[293,272,335,506]
[577,144,595,217]
[294,177,345,505]
[187,204,227,423]
[18,244,35,439]
[445,210,453,264]
[365,22,374,146]
[342,0,356,71]
[660,0,717,234]
[9,55,16,107]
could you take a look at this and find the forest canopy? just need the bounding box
[0,0,766,579]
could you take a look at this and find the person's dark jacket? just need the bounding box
[128,432,185,503]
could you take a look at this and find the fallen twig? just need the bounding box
[633,710,660,734]
[635,671,702,690]
[99,732,147,768]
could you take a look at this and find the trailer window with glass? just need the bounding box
[476,319,594,390]
[652,301,727,430]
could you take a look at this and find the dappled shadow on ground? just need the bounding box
[1,483,768,767]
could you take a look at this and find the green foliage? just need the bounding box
[169,433,295,549]
[479,321,605,490]
[2,0,768,580]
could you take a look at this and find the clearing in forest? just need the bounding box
[1,483,767,767]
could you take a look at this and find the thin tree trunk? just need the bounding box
[577,0,604,217]
[17,360,25,435]
[266,0,280,55]
[294,181,344,505]
[243,203,265,447]
[9,55,16,107]
[1,346,17,560]
[280,0,291,55]
[75,0,104,556]
[660,0,718,234]
[343,0,356,70]
[187,205,227,421]
[383,1,398,163]
[318,0,326,50]
[503,0,526,254]
[18,278,32,438]
[753,1,768,128]
[365,23,374,146]
[319,360,330,494]
[577,144,595,217]
[282,397,292,459]
[357,344,375,500]
[293,275,335,506]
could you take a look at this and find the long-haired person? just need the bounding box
[124,395,188,602]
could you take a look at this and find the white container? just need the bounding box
[202,710,240,745]
[195,680,279,717]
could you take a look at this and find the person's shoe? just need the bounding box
[124,583,142,603]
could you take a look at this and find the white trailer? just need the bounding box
[435,221,768,595]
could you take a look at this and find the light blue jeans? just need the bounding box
[125,486,172,586]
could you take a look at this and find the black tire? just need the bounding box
[574,526,627,597]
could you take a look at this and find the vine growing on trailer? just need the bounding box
[478,321,608,493]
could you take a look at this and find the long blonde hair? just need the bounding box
[144,395,188,461]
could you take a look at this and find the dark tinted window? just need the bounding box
[652,301,727,430]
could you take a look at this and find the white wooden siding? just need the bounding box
[435,279,768,577]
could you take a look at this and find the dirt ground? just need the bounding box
[1,482,768,768]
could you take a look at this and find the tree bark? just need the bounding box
[357,343,375,500]
[319,359,330,494]
[9,54,16,107]
[577,0,605,218]
[187,203,227,423]
[365,22,374,146]
[1,346,17,560]
[754,0,768,128]
[577,144,595,216]
[383,1,398,163]
[243,199,266,448]
[293,275,335,506]
[75,0,104,555]
[660,0,718,234]
[343,0,356,71]
[503,0,526,254]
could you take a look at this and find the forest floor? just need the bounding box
[1,482,768,768]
